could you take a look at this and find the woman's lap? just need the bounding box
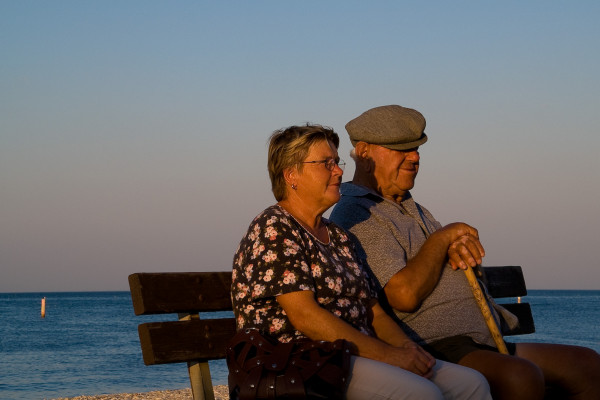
[345,356,490,400]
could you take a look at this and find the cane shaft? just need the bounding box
[464,267,509,354]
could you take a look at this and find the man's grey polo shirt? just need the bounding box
[330,182,507,347]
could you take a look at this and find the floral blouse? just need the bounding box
[231,204,377,343]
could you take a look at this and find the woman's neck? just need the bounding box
[277,200,329,243]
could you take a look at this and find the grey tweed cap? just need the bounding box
[345,105,428,150]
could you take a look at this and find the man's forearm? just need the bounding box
[385,229,449,311]
[384,222,484,312]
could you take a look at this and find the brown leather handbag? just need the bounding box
[226,328,352,400]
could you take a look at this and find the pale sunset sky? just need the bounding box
[2,1,599,292]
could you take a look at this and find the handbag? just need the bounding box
[226,328,352,400]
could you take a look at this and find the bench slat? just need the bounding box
[501,303,535,336]
[482,266,527,298]
[138,318,237,365]
[129,272,232,315]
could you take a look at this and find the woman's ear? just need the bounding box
[283,166,297,187]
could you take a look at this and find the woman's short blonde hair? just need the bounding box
[268,124,339,201]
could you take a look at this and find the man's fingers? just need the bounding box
[442,222,480,242]
[448,235,485,268]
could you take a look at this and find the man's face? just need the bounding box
[369,144,420,201]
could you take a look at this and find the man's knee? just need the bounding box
[493,358,545,400]
[556,346,600,397]
[507,358,545,388]
[517,343,600,396]
[460,351,545,400]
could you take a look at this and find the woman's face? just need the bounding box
[293,139,344,210]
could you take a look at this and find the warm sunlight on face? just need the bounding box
[296,140,344,210]
[370,145,420,201]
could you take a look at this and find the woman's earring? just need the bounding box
[291,183,297,190]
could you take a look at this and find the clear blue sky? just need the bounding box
[2,1,599,292]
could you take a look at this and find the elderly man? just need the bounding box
[330,105,600,400]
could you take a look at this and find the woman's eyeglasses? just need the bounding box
[302,158,345,171]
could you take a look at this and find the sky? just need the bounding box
[2,1,599,292]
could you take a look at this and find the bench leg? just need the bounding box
[188,360,215,400]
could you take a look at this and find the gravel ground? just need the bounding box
[49,385,229,400]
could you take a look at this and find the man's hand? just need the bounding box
[448,233,485,270]
[437,223,485,270]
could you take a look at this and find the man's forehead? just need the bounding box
[369,143,419,153]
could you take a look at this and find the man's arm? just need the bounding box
[386,223,485,312]
[332,199,484,313]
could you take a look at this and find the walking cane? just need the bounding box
[464,266,509,354]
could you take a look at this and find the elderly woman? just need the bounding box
[231,124,491,399]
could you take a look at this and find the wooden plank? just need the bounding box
[129,272,233,315]
[481,266,528,298]
[138,318,237,365]
[501,303,535,335]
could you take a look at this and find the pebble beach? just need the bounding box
[50,386,229,400]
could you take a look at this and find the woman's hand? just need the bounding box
[383,341,435,378]
[369,301,435,377]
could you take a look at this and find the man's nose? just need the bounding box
[407,150,420,161]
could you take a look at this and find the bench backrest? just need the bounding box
[480,266,535,335]
[128,266,534,399]
[129,272,234,400]
[129,272,235,364]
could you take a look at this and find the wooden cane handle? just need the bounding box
[464,266,509,354]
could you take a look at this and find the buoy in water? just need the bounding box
[41,297,46,318]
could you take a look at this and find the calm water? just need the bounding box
[0,290,598,400]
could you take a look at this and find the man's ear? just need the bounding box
[354,142,369,160]
[354,142,374,173]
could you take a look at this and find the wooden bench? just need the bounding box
[128,266,534,400]
[477,266,535,335]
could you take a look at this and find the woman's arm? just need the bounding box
[277,290,435,378]
[368,300,413,347]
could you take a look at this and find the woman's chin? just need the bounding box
[325,191,341,207]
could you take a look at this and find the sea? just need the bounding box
[1,291,599,400]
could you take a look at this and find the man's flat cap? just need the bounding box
[345,105,428,150]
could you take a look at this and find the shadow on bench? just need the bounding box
[128,266,534,400]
